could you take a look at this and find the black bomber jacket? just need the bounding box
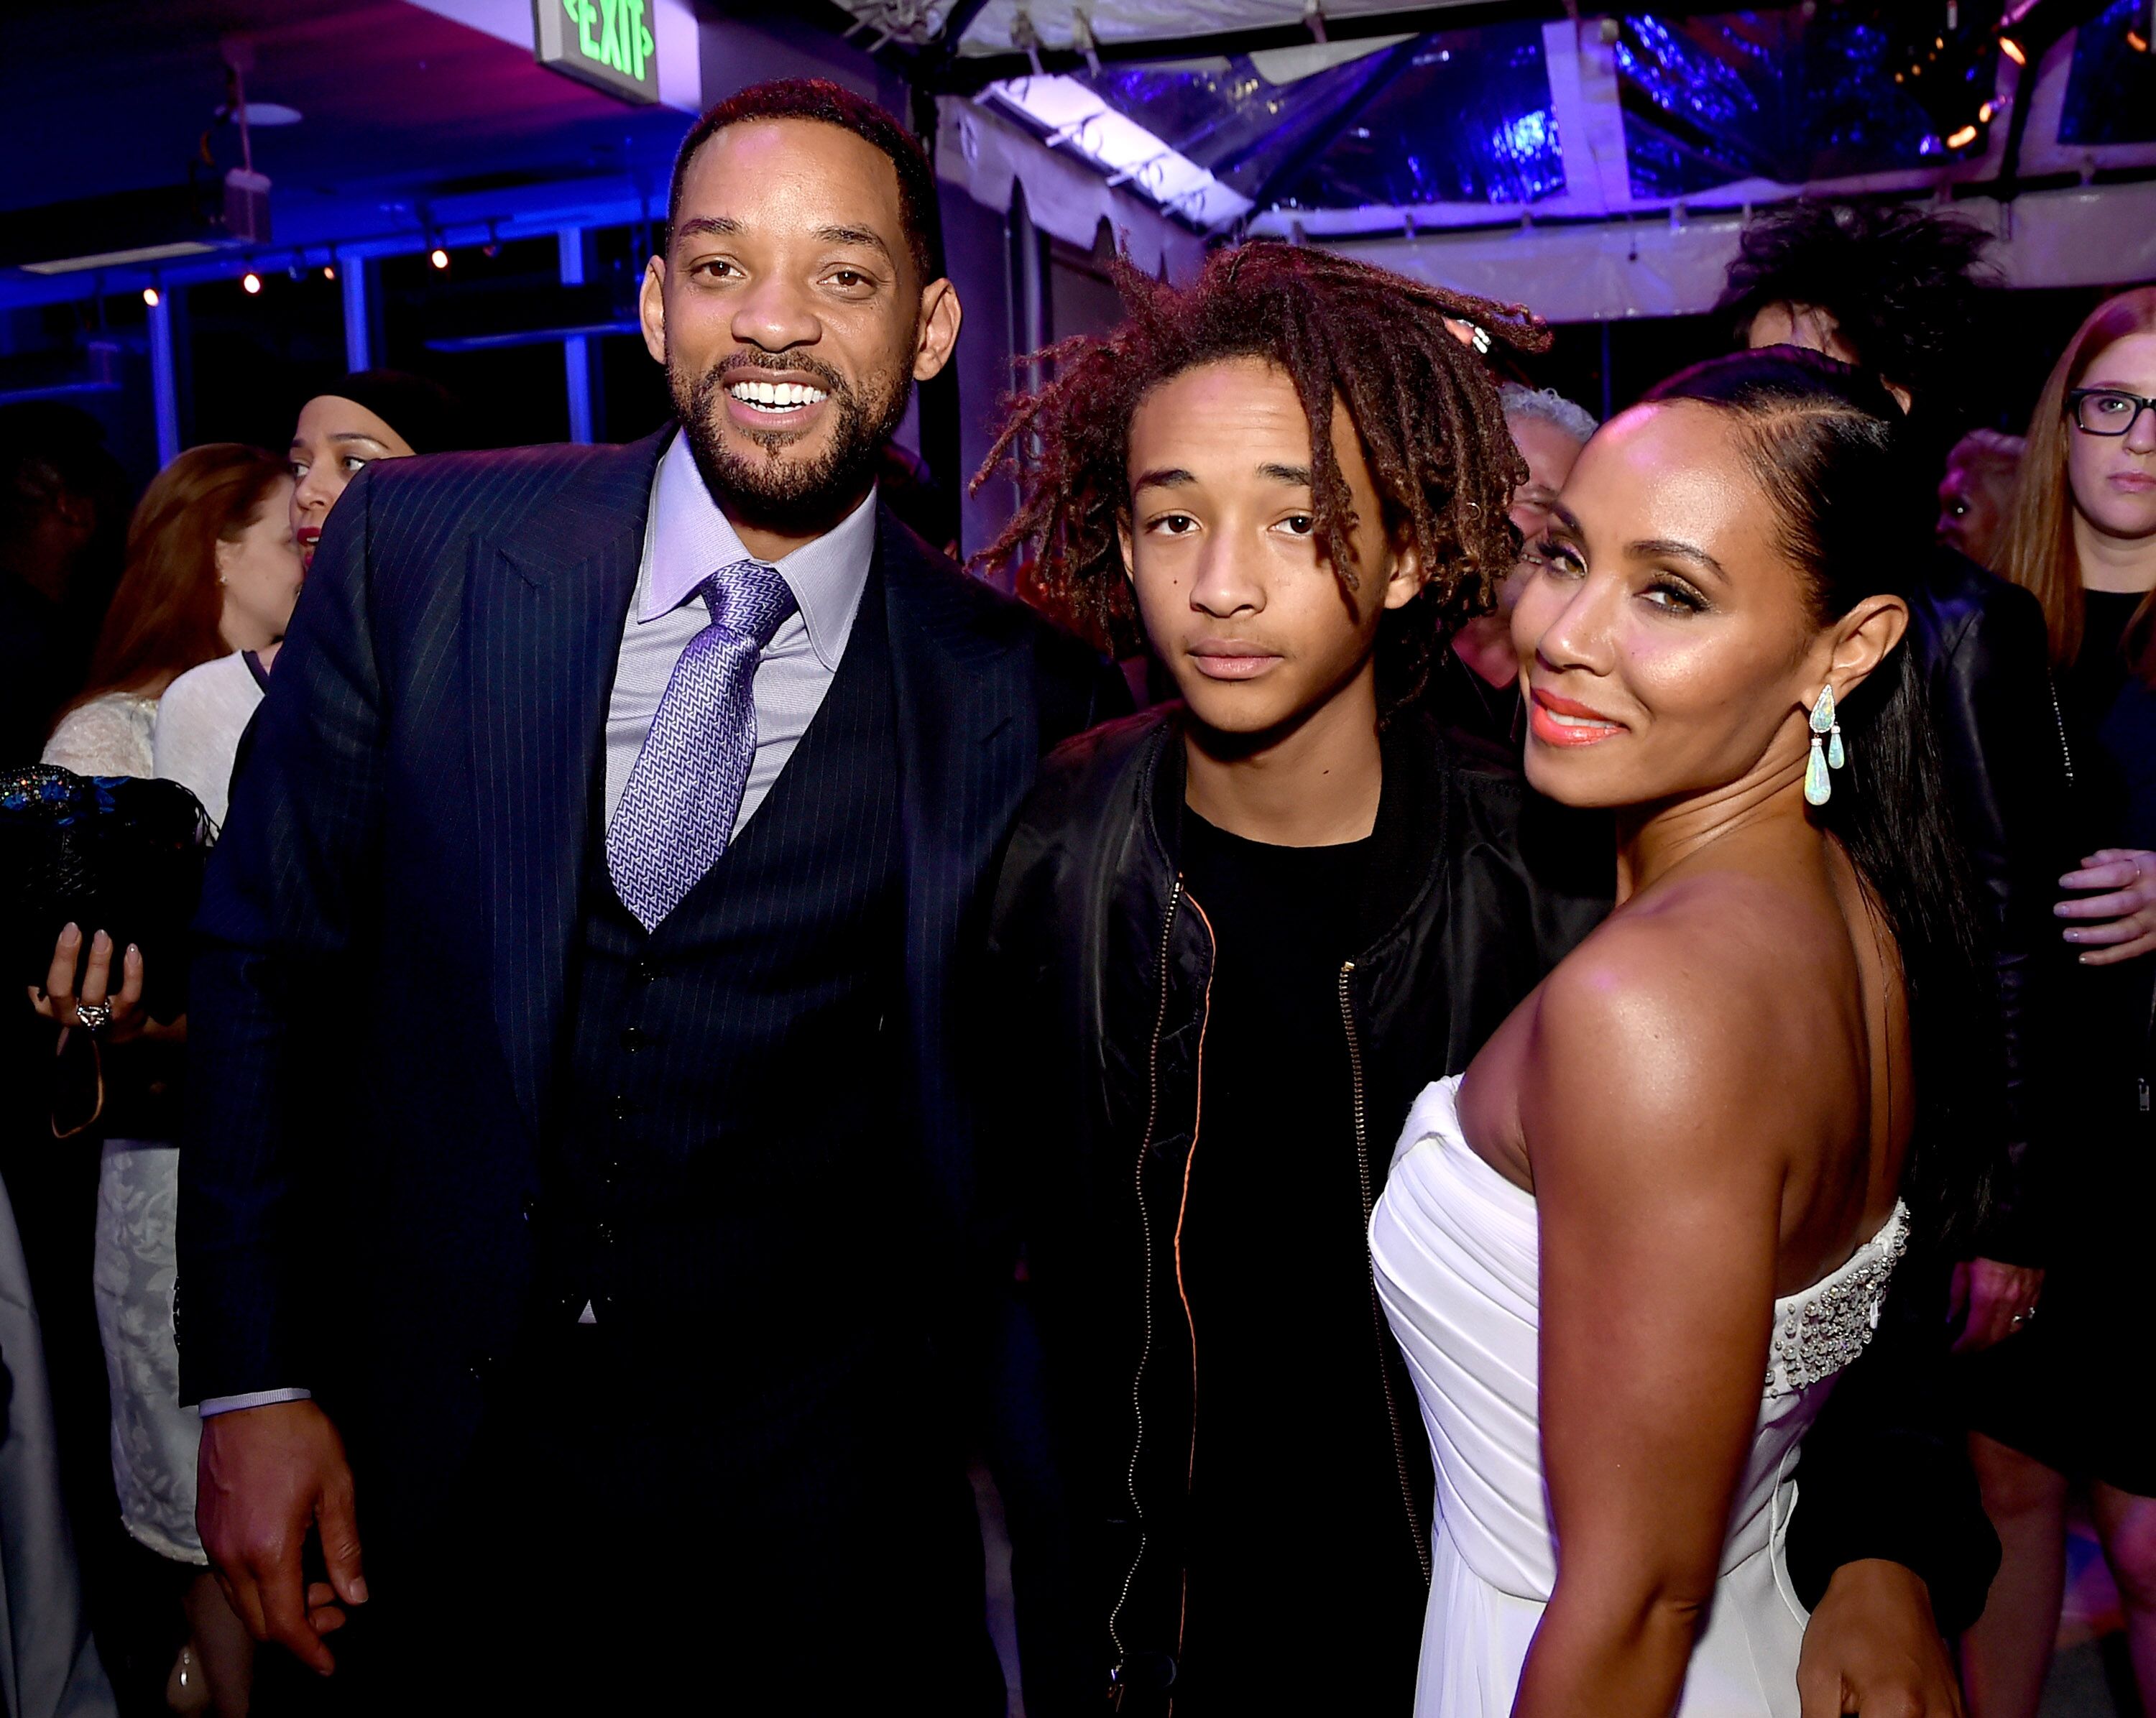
[981,705,1606,1707]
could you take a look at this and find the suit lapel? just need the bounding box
[467,432,665,1135]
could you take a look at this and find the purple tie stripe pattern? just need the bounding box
[607,558,796,930]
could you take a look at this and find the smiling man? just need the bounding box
[179,79,1125,1712]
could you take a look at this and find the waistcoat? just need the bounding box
[546,571,908,1372]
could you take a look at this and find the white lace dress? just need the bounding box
[42,694,204,1565]
[1370,1076,1909,1717]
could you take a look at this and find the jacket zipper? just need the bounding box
[1341,960,1433,1585]
[2046,673,2076,791]
[2141,970,2156,1116]
[1109,876,1184,1681]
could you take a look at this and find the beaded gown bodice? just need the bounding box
[1370,1075,1909,1717]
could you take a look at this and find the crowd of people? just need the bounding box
[1,72,2151,1718]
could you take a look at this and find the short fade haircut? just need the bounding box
[665,78,943,286]
[1716,199,1996,415]
[1498,382,1598,445]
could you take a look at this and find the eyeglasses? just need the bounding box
[2068,388,2156,438]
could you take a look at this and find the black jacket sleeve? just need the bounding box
[176,469,387,1404]
[1784,1273,2001,1632]
[1913,560,2077,1265]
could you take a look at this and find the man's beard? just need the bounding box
[673,349,911,535]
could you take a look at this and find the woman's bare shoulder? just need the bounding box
[1521,869,1839,1168]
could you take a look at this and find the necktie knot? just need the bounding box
[701,559,796,650]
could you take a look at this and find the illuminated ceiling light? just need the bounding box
[241,269,262,294]
[323,263,336,280]
[1980,100,1995,120]
[980,75,1253,230]
[142,286,160,307]
[429,246,450,270]
[1946,123,1981,147]
[2000,35,2027,63]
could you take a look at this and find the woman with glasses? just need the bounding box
[1962,287,2156,1718]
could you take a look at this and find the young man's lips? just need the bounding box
[1529,686,1626,746]
[1188,644,1281,680]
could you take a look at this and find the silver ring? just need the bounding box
[73,998,113,1035]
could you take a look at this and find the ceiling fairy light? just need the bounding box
[2000,34,2027,62]
[241,268,262,294]
[142,285,160,307]
[429,245,450,270]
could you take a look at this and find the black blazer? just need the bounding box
[178,430,1128,1522]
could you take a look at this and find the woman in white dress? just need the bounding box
[34,443,298,1716]
[1372,348,1996,1717]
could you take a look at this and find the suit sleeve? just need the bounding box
[177,470,390,1405]
[1929,583,2076,1265]
[1784,1278,2001,1632]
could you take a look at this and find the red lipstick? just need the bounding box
[1528,686,1626,747]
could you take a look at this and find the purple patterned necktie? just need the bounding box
[607,558,796,930]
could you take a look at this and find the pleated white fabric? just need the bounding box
[1370,1076,1909,1718]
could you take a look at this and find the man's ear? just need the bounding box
[1116,514,1137,591]
[913,277,963,382]
[1380,536,1427,611]
[639,256,668,367]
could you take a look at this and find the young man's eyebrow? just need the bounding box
[1256,461,1312,486]
[1131,466,1197,490]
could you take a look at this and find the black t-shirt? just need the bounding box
[1172,809,1426,1709]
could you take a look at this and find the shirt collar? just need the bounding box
[641,429,877,670]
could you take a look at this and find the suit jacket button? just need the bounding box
[622,1025,647,1051]
[596,1223,615,1245]
[520,1193,538,1221]
[633,960,659,984]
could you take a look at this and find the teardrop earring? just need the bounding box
[1805,685,1836,806]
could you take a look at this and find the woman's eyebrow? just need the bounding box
[1626,537,1730,581]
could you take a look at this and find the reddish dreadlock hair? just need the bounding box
[972,241,1549,712]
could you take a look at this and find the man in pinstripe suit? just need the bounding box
[180,80,1126,1710]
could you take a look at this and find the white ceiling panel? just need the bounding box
[835,1,1490,55]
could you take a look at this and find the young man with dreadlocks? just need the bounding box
[977,243,1996,1716]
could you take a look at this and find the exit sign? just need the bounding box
[533,0,658,105]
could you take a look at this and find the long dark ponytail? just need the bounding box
[1644,348,1998,1248]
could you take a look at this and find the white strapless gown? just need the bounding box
[1370,1076,1909,1718]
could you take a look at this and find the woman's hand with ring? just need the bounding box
[2058,849,2156,965]
[27,923,147,1045]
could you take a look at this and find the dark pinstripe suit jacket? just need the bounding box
[178,428,1128,1521]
